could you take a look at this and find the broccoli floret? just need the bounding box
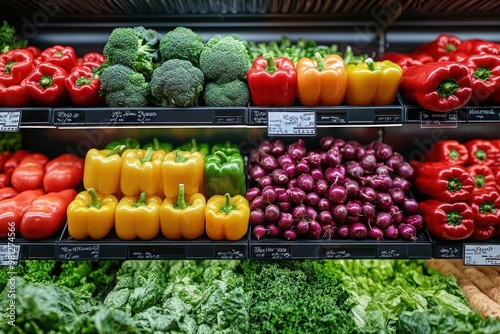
[159,27,204,67]
[99,64,149,107]
[199,35,251,84]
[103,27,160,80]
[150,59,204,107]
[203,79,249,107]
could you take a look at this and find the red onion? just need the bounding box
[260,154,279,172]
[307,151,322,168]
[376,192,393,211]
[276,187,290,202]
[402,198,419,215]
[258,141,273,155]
[262,186,277,204]
[287,139,307,161]
[292,204,307,219]
[267,223,282,237]
[249,165,266,181]
[265,204,280,222]
[320,136,335,151]
[297,173,315,192]
[318,211,333,225]
[375,211,393,229]
[278,154,294,167]
[245,187,261,202]
[271,140,285,157]
[328,185,347,204]
[305,192,320,206]
[250,196,264,210]
[388,188,405,205]
[258,175,273,189]
[403,214,424,230]
[392,176,411,193]
[295,219,310,235]
[253,225,267,240]
[249,209,266,226]
[349,222,368,240]
[340,141,358,160]
[306,206,318,220]
[289,187,306,204]
[359,187,377,202]
[326,148,342,167]
[278,213,294,230]
[332,204,348,223]
[344,179,360,198]
[368,226,384,240]
[325,167,345,185]
[283,229,298,240]
[361,202,376,219]
[397,162,414,179]
[306,220,322,239]
[315,179,329,196]
[271,168,289,185]
[375,143,393,161]
[398,223,417,240]
[384,224,399,239]
[317,197,332,212]
[388,205,403,225]
[277,201,291,213]
[296,159,311,175]
[310,168,324,181]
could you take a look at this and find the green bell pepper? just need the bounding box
[104,137,140,150]
[204,151,246,198]
[175,138,210,157]
[211,140,240,155]
[142,137,173,152]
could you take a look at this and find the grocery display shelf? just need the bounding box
[249,228,433,260]
[404,104,500,125]
[0,236,59,261]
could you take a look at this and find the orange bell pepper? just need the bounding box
[296,52,347,106]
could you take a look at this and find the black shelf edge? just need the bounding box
[404,105,500,124]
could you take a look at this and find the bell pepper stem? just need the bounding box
[190,138,198,151]
[87,188,102,209]
[364,58,376,71]
[474,66,491,82]
[54,51,63,57]
[449,148,459,161]
[437,79,459,98]
[175,150,187,163]
[264,55,277,74]
[446,210,462,226]
[76,76,91,87]
[106,144,126,157]
[174,184,189,210]
[38,75,53,89]
[479,202,496,215]
[314,52,325,71]
[475,174,486,188]
[445,44,456,52]
[447,177,463,192]
[140,147,154,164]
[133,192,147,208]
[5,61,15,74]
[153,137,160,150]
[214,150,229,163]
[475,149,487,162]
[219,193,236,215]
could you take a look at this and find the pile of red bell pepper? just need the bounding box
[412,138,500,241]
[381,34,500,111]
[0,150,84,240]
[0,45,105,107]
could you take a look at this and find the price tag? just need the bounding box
[374,115,402,123]
[57,245,99,261]
[463,244,500,265]
[128,247,185,259]
[436,245,461,259]
[250,110,267,124]
[377,245,406,259]
[0,111,21,131]
[316,113,347,124]
[0,244,20,266]
[267,111,316,136]
[53,110,85,125]
[110,110,158,123]
[321,248,351,259]
[420,110,458,128]
[252,245,291,259]
[467,108,500,121]
[214,245,246,259]
[214,116,244,124]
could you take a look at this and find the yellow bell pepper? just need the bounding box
[205,193,249,241]
[160,184,206,240]
[115,192,161,240]
[120,147,165,197]
[161,150,204,199]
[67,188,117,240]
[296,52,348,106]
[345,58,403,105]
[83,145,125,195]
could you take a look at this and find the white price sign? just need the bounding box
[0,244,20,266]
[267,111,316,136]
[0,111,21,132]
[463,244,500,266]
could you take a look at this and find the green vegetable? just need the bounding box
[0,132,22,153]
[200,35,251,84]
[175,138,210,157]
[203,79,249,107]
[150,59,205,107]
[105,137,141,150]
[99,64,149,107]
[204,151,246,197]
[0,21,27,53]
[159,26,205,66]
[142,137,173,152]
[103,26,160,80]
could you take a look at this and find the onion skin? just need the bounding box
[245,187,261,202]
[253,225,267,240]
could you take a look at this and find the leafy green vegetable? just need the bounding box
[0,21,27,53]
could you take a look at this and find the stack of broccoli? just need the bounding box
[99,26,251,108]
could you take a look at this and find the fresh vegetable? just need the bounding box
[464,139,499,166]
[0,188,45,237]
[210,140,240,155]
[467,187,500,227]
[411,161,475,202]
[115,192,162,240]
[25,62,69,106]
[205,193,249,240]
[466,164,496,190]
[175,138,210,157]
[159,26,204,66]
[104,137,140,150]
[83,145,124,195]
[20,188,76,239]
[413,34,462,60]
[159,183,206,240]
[0,48,34,86]
[453,39,500,57]
[380,52,433,71]
[40,44,78,73]
[419,199,475,240]
[0,20,28,53]
[399,61,472,112]
[204,151,246,198]
[161,150,204,199]
[247,55,297,106]
[64,65,105,106]
[120,147,165,197]
[43,153,84,193]
[150,58,204,107]
[141,137,173,152]
[203,79,250,107]
[345,58,403,105]
[0,79,32,107]
[462,54,500,104]
[11,153,49,192]
[99,64,149,107]
[424,139,469,165]
[67,187,118,240]
[296,52,347,106]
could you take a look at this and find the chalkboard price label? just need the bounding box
[57,245,99,261]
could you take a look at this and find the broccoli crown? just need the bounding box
[159,27,204,67]
[103,27,159,80]
[99,64,149,107]
[199,35,251,84]
[203,79,249,107]
[150,59,205,107]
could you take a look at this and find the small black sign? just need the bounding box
[53,110,85,125]
[252,245,292,259]
[316,113,347,124]
[214,245,246,259]
[420,110,458,128]
[57,244,99,261]
[128,246,185,259]
[436,245,461,259]
[110,110,158,123]
[250,110,268,124]
[321,248,351,259]
[467,108,500,121]
[377,245,406,258]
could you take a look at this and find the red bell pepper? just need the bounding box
[464,139,499,166]
[0,187,18,201]
[425,139,469,165]
[0,79,33,107]
[462,54,500,104]
[40,44,78,73]
[471,225,495,240]
[413,34,462,61]
[76,61,102,73]
[0,152,13,173]
[82,52,106,64]
[466,164,496,190]
[25,62,68,106]
[467,187,500,227]
[399,61,472,112]
[380,52,432,72]
[437,51,469,63]
[0,188,45,237]
[11,153,49,192]
[0,173,11,188]
[411,161,475,202]
[247,55,297,106]
[0,48,34,87]
[20,188,77,239]
[419,199,474,240]
[25,46,42,58]
[43,153,84,192]
[3,149,31,174]
[454,39,500,56]
[492,166,500,186]
[64,66,105,107]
